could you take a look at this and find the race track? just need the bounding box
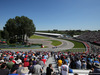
[1,36,74,52]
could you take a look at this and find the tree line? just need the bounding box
[0,16,36,44]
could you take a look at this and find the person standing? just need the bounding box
[46,64,53,75]
[81,60,87,69]
[61,61,69,75]
[34,61,43,75]
[57,58,62,72]
[41,56,46,65]
[7,58,14,69]
[17,63,24,75]
[24,55,29,67]
[75,58,81,69]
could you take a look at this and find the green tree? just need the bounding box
[0,30,2,39]
[2,28,9,40]
[4,16,36,44]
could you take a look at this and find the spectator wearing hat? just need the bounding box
[0,63,9,75]
[10,56,16,64]
[92,63,100,75]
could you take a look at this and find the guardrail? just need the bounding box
[0,45,41,48]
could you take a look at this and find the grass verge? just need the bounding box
[62,39,85,52]
[49,40,62,46]
[67,39,85,48]
[30,35,49,39]
[62,49,85,52]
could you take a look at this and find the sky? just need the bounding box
[0,0,100,31]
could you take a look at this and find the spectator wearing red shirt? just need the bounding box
[24,55,29,67]
[10,56,16,64]
[41,56,46,65]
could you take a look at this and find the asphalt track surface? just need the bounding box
[1,37,74,52]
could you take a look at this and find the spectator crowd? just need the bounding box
[77,31,100,54]
[0,49,100,75]
[77,31,100,43]
[0,50,50,75]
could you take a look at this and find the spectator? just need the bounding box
[46,64,53,75]
[0,63,9,75]
[82,60,87,69]
[24,55,29,67]
[21,67,29,75]
[74,73,78,75]
[70,58,76,69]
[57,58,62,72]
[15,55,22,64]
[87,59,92,69]
[8,67,18,75]
[41,56,46,65]
[93,63,100,75]
[61,61,69,75]
[0,62,2,68]
[65,56,69,66]
[75,58,81,69]
[39,58,45,68]
[32,58,36,65]
[34,61,43,75]
[94,58,99,64]
[17,63,24,75]
[10,56,16,64]
[28,62,34,74]
[7,58,14,69]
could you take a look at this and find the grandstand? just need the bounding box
[76,31,100,53]
[35,32,63,38]
[77,31,100,44]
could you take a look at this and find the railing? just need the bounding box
[69,73,100,75]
